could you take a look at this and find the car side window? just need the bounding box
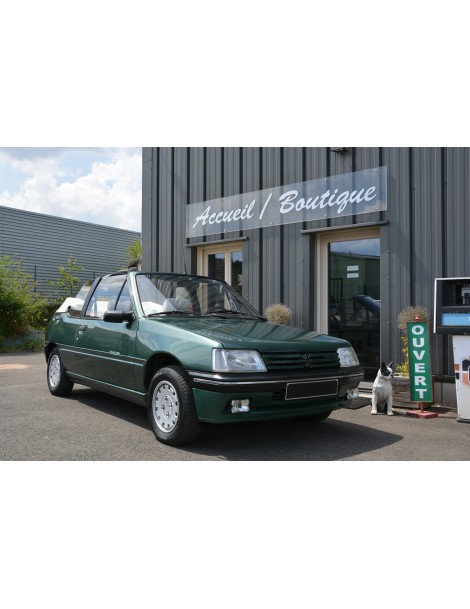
[85,276,127,319]
[115,281,132,311]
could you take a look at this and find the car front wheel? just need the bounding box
[47,348,74,396]
[147,366,201,446]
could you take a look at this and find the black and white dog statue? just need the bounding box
[371,361,394,416]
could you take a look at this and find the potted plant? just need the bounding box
[264,303,292,325]
[392,305,431,407]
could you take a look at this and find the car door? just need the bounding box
[73,275,137,390]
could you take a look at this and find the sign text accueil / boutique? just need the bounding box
[186,166,387,238]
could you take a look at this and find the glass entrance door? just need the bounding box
[327,236,380,381]
[198,243,243,294]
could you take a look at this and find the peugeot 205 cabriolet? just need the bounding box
[45,271,363,445]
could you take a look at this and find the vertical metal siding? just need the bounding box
[329,147,353,176]
[383,147,412,366]
[187,147,205,252]
[141,149,155,270]
[283,148,304,327]
[354,147,381,171]
[158,148,173,271]
[446,148,470,276]
[205,148,222,201]
[411,148,446,374]
[353,148,382,226]
[204,148,225,245]
[224,148,241,197]
[189,147,205,205]
[141,147,470,377]
[173,148,189,273]
[242,148,262,310]
[443,147,470,373]
[412,148,444,305]
[261,148,283,308]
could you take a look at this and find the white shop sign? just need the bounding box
[187,166,387,238]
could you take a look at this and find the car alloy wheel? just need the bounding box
[46,347,74,396]
[152,380,180,433]
[48,353,61,389]
[147,366,201,446]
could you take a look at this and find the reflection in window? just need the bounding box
[135,272,260,318]
[206,248,243,293]
[231,251,243,294]
[328,237,380,381]
[208,253,225,282]
[85,275,127,319]
[115,282,131,311]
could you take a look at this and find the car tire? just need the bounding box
[47,348,74,396]
[147,366,201,446]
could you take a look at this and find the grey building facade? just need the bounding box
[0,205,140,299]
[141,147,470,391]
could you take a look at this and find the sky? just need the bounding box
[0,147,142,232]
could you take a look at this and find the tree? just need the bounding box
[0,256,46,341]
[126,239,142,265]
[48,256,85,301]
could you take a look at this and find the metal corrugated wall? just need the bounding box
[142,147,470,377]
[0,206,140,299]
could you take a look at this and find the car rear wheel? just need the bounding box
[147,366,201,446]
[47,348,74,396]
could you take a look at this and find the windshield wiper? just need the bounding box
[147,311,193,317]
[204,309,241,317]
[204,310,264,320]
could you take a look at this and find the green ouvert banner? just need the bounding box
[407,322,433,402]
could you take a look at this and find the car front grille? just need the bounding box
[261,351,340,371]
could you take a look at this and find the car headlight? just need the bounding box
[212,349,267,372]
[337,347,359,367]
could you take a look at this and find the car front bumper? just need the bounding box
[187,367,363,423]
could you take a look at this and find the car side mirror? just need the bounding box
[103,310,135,323]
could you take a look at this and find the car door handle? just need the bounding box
[79,325,87,333]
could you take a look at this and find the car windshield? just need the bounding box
[135,273,264,319]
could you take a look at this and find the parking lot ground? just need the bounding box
[1,351,470,461]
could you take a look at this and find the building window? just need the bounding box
[198,243,243,294]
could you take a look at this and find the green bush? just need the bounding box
[47,256,85,304]
[0,256,47,343]
[126,239,142,265]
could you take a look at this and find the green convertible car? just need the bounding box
[45,271,363,445]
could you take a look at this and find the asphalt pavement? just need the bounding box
[1,351,469,460]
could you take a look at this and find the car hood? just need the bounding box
[154,317,350,351]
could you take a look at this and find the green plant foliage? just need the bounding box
[0,256,47,342]
[126,239,142,264]
[48,256,85,302]
[395,305,431,375]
